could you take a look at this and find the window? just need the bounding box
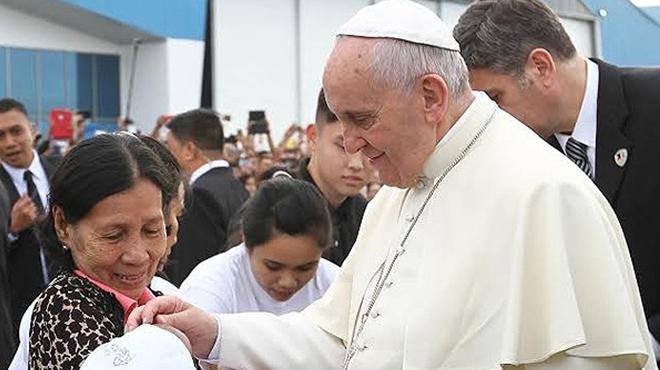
[0,46,120,135]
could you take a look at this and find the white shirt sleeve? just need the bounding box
[205,312,345,370]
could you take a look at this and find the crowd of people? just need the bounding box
[0,0,659,369]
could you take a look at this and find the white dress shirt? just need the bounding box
[189,159,229,185]
[555,58,599,180]
[2,150,49,209]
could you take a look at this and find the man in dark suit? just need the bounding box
[0,180,16,369]
[0,98,56,334]
[164,109,248,286]
[455,0,660,347]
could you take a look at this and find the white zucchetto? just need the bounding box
[337,0,460,51]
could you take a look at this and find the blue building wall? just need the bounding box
[582,0,660,66]
[1,47,120,135]
[642,6,660,23]
[60,0,207,41]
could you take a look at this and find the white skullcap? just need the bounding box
[80,325,196,370]
[337,0,460,51]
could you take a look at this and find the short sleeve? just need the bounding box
[28,277,123,370]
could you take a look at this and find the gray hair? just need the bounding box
[346,36,470,100]
[453,0,577,76]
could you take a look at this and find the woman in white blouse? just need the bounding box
[180,176,340,315]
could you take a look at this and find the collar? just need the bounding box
[189,159,229,184]
[554,58,599,149]
[74,269,155,322]
[2,150,45,184]
[421,92,497,181]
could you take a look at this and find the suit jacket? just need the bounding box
[549,59,660,337]
[0,155,56,333]
[0,180,16,369]
[165,166,248,286]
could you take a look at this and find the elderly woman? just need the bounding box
[27,133,177,369]
[8,135,184,370]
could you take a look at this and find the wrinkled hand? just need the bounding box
[126,296,218,359]
[10,195,40,233]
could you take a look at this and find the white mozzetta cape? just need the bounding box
[214,94,655,370]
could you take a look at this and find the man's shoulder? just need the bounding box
[37,155,57,180]
[194,167,242,189]
[595,59,660,97]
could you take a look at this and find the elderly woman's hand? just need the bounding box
[126,295,218,359]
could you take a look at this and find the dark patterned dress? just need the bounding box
[28,272,124,370]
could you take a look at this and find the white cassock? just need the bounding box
[207,93,656,370]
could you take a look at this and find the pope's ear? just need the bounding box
[420,74,450,126]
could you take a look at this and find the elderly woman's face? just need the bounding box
[55,178,167,300]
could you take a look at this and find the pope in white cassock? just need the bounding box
[126,1,657,369]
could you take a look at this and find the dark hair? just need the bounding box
[166,109,224,150]
[0,98,29,117]
[75,110,91,120]
[138,135,183,211]
[314,88,338,129]
[46,133,171,271]
[453,0,577,76]
[242,177,332,250]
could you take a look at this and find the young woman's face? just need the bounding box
[248,233,323,301]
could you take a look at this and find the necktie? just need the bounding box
[23,169,50,284]
[564,137,593,179]
[24,170,44,215]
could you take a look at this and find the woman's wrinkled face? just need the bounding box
[55,178,167,300]
[248,233,323,302]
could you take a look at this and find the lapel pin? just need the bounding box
[614,148,628,167]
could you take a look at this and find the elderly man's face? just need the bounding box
[323,38,437,188]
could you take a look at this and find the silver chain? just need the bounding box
[342,109,496,370]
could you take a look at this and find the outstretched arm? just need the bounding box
[127,296,345,370]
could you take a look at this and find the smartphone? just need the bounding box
[50,109,73,139]
[248,110,268,135]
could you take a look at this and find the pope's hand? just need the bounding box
[126,296,218,359]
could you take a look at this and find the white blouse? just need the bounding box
[179,243,339,315]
